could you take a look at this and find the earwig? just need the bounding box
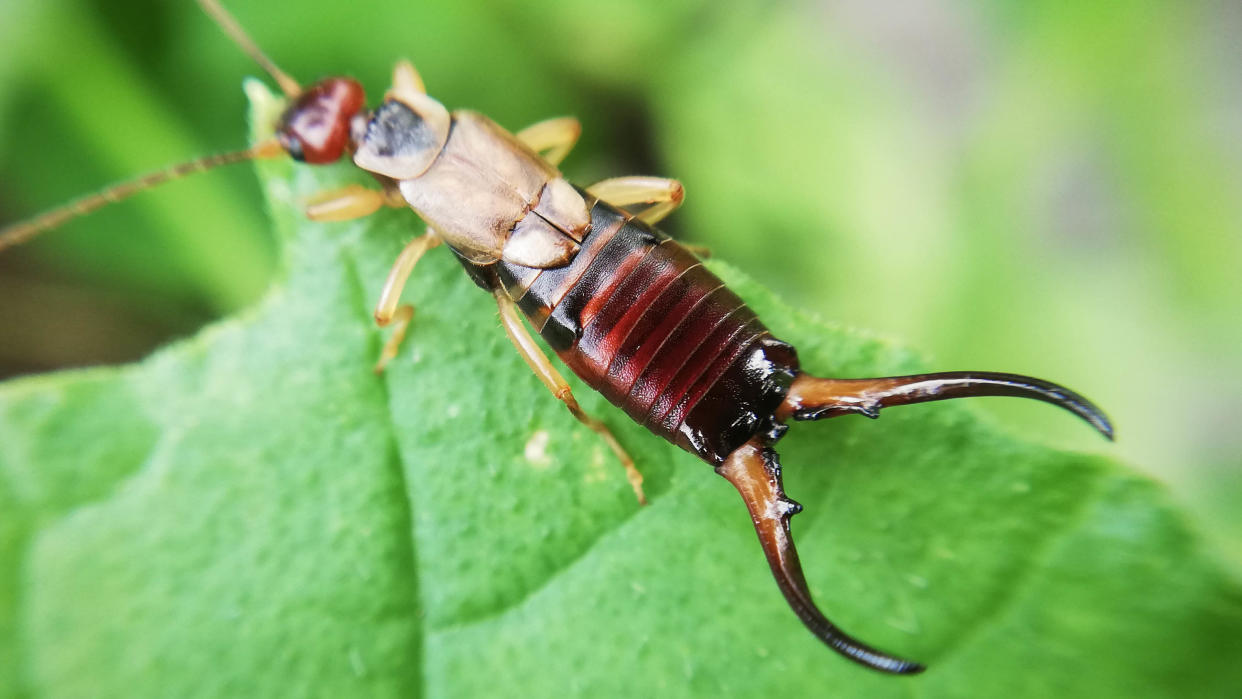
[0,0,1113,675]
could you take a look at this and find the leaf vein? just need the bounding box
[344,248,425,698]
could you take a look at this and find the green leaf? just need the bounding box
[1,85,1239,698]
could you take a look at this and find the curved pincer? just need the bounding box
[716,439,925,675]
[778,371,1114,440]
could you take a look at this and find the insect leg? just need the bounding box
[305,184,404,222]
[587,176,684,225]
[495,291,647,504]
[718,438,925,674]
[388,59,428,97]
[373,231,442,373]
[515,117,582,167]
[778,372,1114,439]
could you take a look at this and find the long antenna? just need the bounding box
[196,0,302,97]
[0,1,303,253]
[0,139,285,253]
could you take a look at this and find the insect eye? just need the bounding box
[278,132,306,162]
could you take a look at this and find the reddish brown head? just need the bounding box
[276,78,367,164]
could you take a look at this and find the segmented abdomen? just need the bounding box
[460,197,799,465]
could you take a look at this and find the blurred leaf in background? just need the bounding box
[1,0,1240,693]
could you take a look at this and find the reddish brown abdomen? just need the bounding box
[461,198,798,465]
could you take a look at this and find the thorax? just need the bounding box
[399,111,589,265]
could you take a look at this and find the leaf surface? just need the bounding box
[1,87,1239,698]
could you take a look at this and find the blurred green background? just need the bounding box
[1,0,1238,567]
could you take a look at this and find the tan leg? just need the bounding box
[305,184,404,222]
[373,231,442,373]
[495,290,647,505]
[392,59,426,95]
[384,59,433,110]
[586,176,684,225]
[515,117,581,167]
